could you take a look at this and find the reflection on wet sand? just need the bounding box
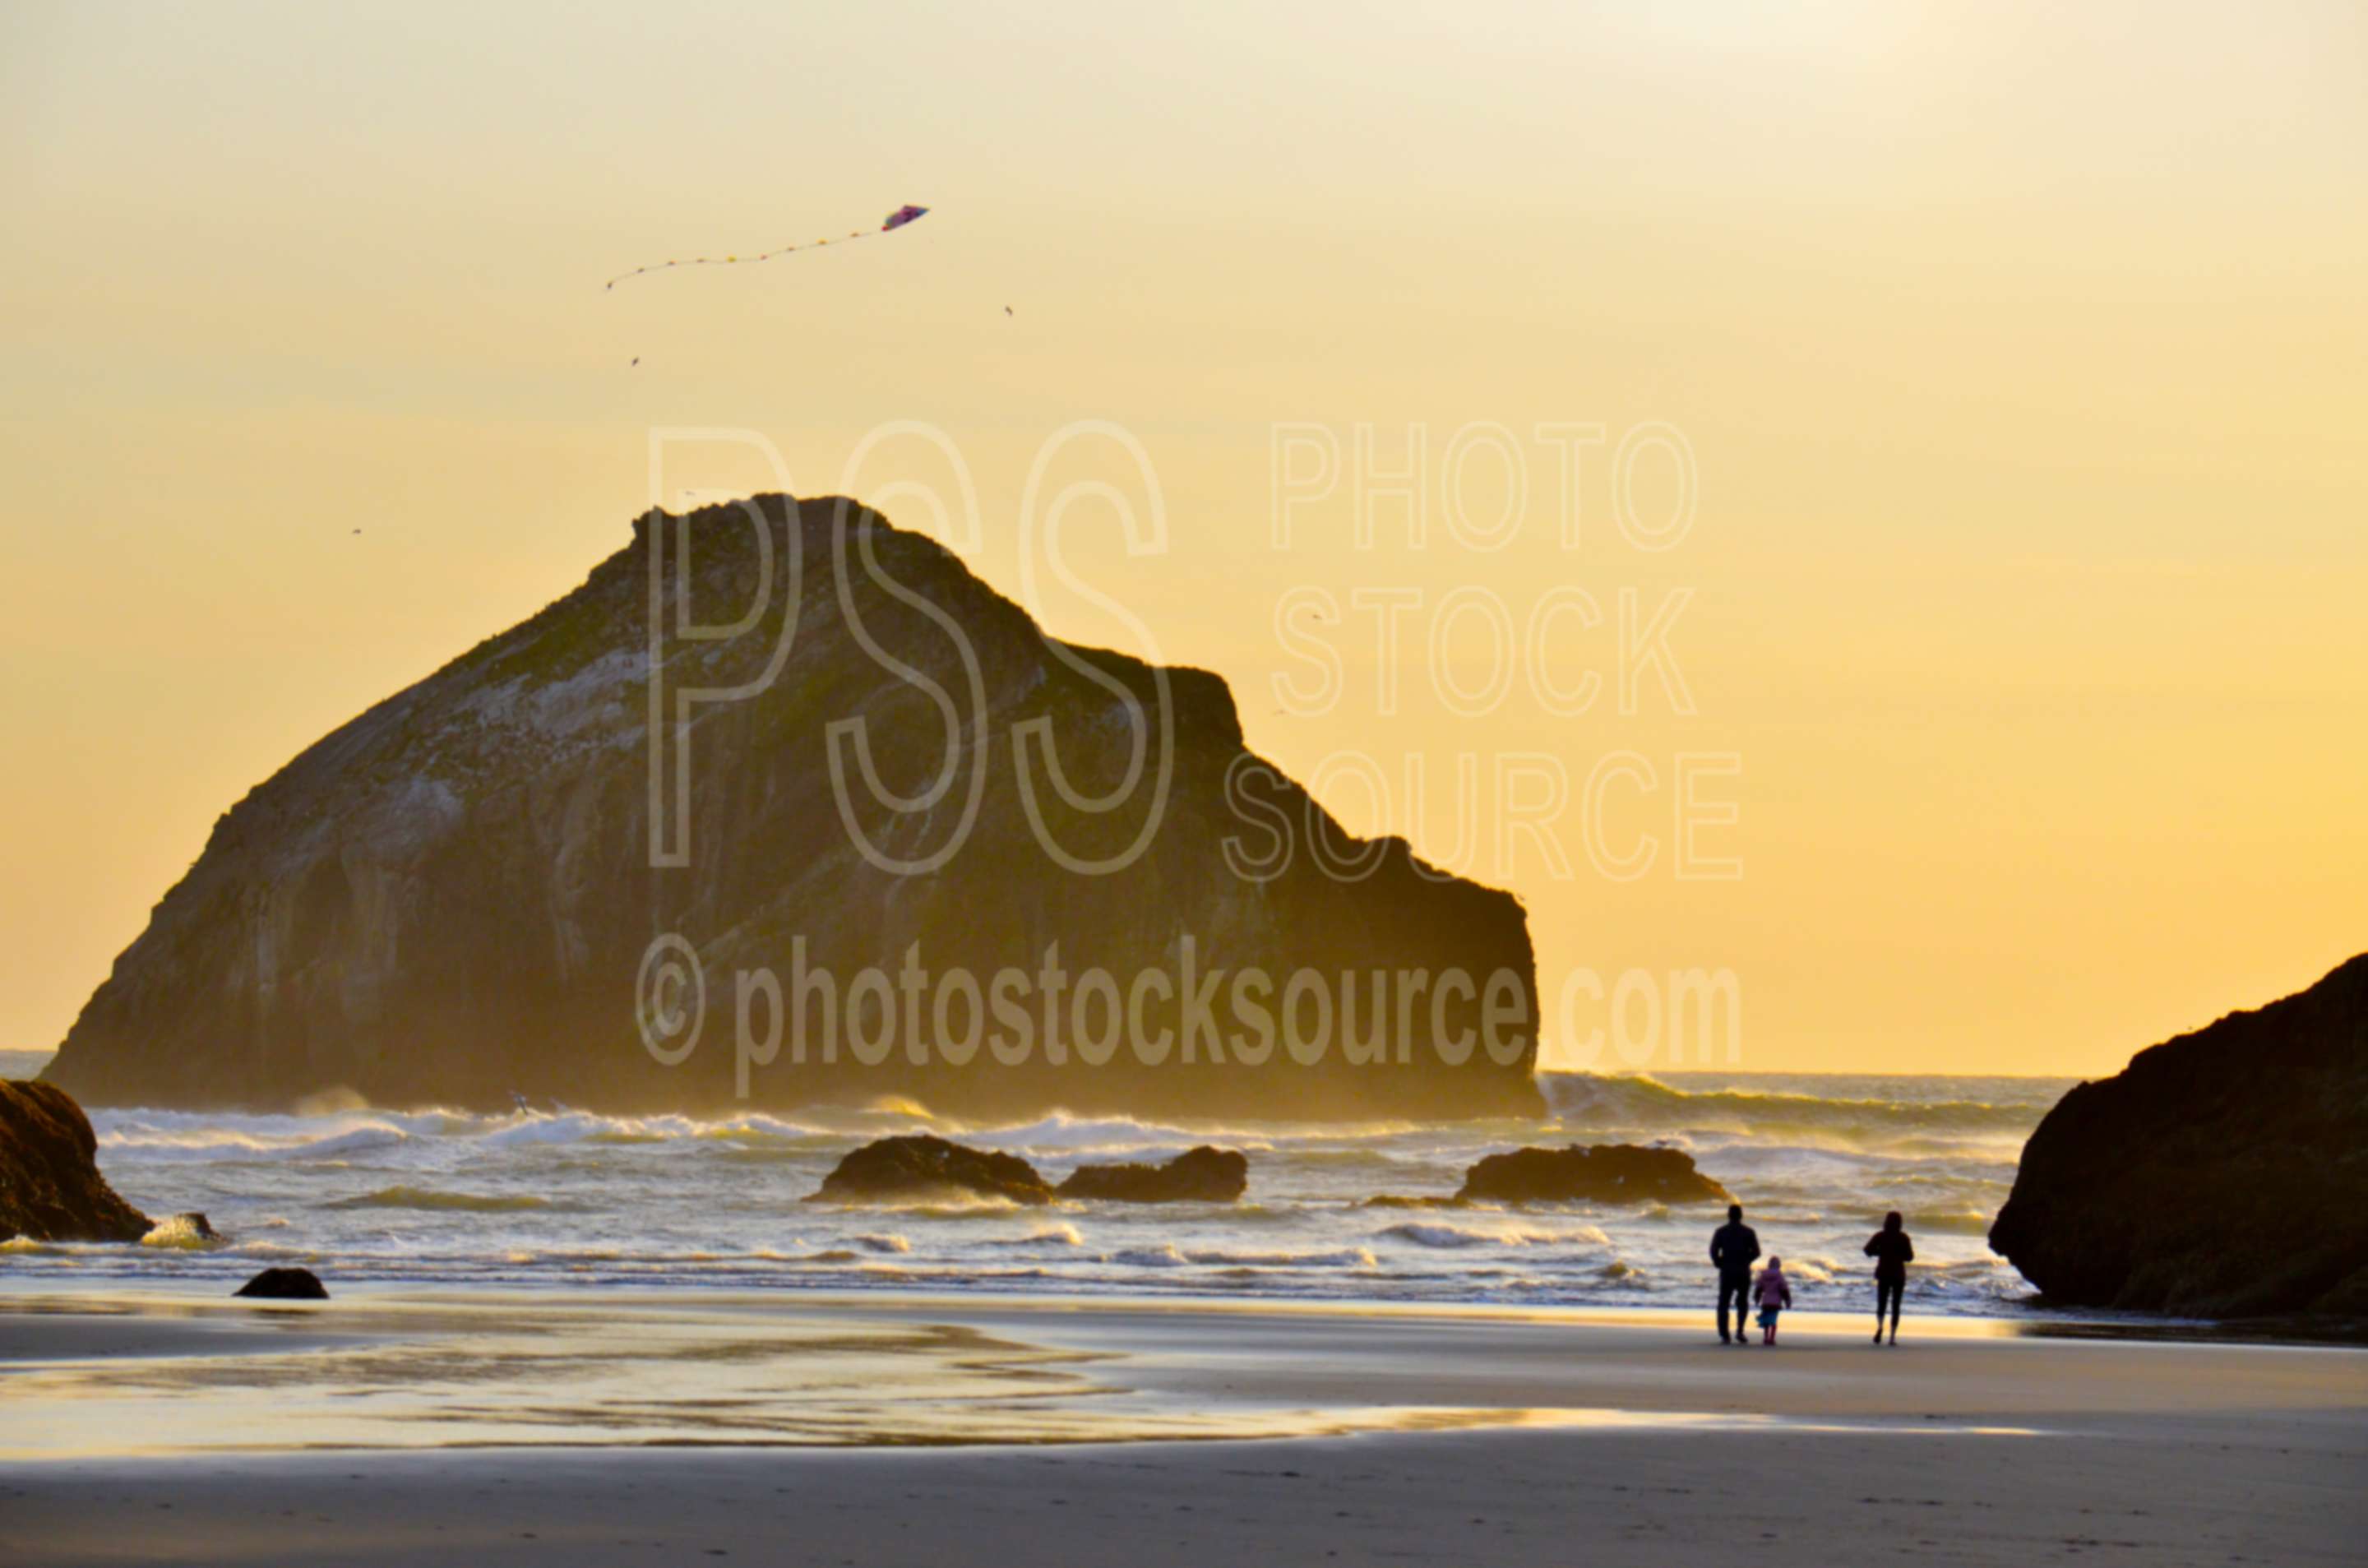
[7,1301,1122,1455]
[1,1293,2064,1459]
[13,1297,2329,1469]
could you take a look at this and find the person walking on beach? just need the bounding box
[1865,1210,1914,1344]
[1754,1256,1793,1345]
[1710,1203,1760,1344]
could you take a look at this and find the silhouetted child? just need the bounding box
[1754,1256,1793,1344]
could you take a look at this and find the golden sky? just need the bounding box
[2,1,2361,1075]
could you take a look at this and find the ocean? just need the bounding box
[3,1054,2068,1318]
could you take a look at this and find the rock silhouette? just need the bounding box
[1452,1144,1732,1205]
[44,496,1539,1122]
[0,1080,150,1242]
[234,1266,329,1300]
[1990,953,2368,1319]
[1056,1146,1248,1202]
[809,1135,1054,1206]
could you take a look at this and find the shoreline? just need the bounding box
[5,1272,2356,1348]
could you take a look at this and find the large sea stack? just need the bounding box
[44,496,1541,1120]
[1988,954,2368,1319]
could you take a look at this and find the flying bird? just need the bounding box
[605,204,931,290]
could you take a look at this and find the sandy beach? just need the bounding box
[2,1289,2360,1566]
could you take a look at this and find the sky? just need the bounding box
[1,0,2361,1077]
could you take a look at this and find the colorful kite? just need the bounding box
[605,205,931,290]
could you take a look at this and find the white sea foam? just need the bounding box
[1,1237,65,1255]
[1375,1223,1500,1249]
[99,1122,414,1162]
[960,1111,1271,1158]
[138,1214,224,1249]
[1374,1222,1607,1250]
[36,1073,2060,1319]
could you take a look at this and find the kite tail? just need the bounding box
[603,206,927,290]
[604,229,880,290]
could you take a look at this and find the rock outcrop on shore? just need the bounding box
[0,1080,150,1242]
[1989,954,2368,1319]
[1451,1143,1732,1205]
[44,495,1541,1122]
[1056,1146,1248,1203]
[808,1135,1055,1206]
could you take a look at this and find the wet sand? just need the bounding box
[2,1290,2361,1565]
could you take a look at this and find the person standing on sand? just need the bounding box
[1709,1203,1760,1344]
[1865,1210,1914,1344]
[1754,1256,1794,1344]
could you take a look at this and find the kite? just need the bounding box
[604,204,930,290]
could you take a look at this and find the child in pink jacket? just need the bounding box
[1754,1258,1794,1344]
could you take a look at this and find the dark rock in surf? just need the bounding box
[1056,1145,1248,1203]
[234,1266,329,1300]
[1453,1143,1732,1205]
[1989,954,2368,1320]
[0,1080,151,1242]
[808,1135,1054,1206]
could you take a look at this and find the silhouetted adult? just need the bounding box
[1864,1210,1914,1344]
[1709,1202,1760,1345]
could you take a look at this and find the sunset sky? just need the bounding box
[2,1,2361,1075]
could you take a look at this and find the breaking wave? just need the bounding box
[139,1214,226,1249]
[987,1224,1087,1249]
[17,1073,2060,1319]
[1542,1071,2061,1147]
[1375,1222,1608,1251]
